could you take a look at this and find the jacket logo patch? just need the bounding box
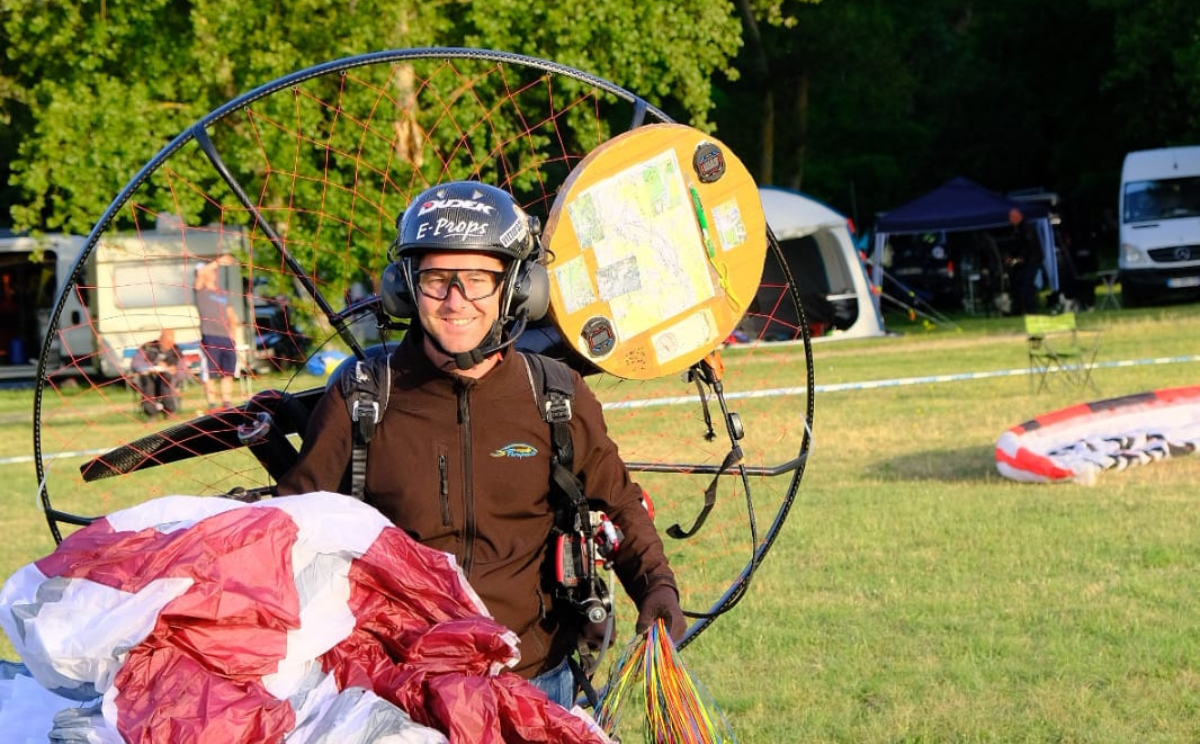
[491,443,538,458]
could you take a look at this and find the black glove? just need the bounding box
[635,584,687,641]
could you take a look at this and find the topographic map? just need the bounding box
[558,148,716,344]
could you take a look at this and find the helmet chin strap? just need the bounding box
[427,312,530,371]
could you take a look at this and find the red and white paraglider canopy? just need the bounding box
[996,386,1200,484]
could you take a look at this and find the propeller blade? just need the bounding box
[80,387,323,482]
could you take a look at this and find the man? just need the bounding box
[193,255,241,410]
[130,328,181,418]
[1005,207,1044,315]
[277,182,685,708]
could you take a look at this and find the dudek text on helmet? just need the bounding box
[417,198,496,216]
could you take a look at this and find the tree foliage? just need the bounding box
[0,0,744,235]
[3,0,1200,247]
[716,0,1200,237]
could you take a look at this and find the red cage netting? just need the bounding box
[33,49,814,650]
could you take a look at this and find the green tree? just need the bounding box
[1095,0,1200,149]
[0,0,434,233]
[714,0,1194,239]
[717,0,937,224]
[0,0,748,235]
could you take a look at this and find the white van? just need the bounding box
[1118,146,1200,305]
[0,232,86,378]
[1,226,253,380]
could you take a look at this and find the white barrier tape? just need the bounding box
[6,354,1199,465]
[604,354,1200,409]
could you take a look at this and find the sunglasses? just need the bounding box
[414,268,505,301]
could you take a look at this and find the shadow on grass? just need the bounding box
[867,445,1000,483]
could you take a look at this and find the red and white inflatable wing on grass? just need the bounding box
[996,386,1200,484]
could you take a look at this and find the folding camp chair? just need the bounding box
[1024,312,1100,394]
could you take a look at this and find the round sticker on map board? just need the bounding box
[543,123,767,379]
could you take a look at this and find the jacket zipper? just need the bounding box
[458,382,476,574]
[438,454,450,526]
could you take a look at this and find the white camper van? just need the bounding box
[0,227,253,380]
[1118,146,1200,306]
[0,232,86,377]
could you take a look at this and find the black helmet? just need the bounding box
[393,181,537,262]
[379,181,550,363]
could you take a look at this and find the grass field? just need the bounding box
[2,301,1199,741]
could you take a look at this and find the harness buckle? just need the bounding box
[351,400,380,423]
[544,395,572,424]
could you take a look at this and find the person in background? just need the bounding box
[277,181,685,709]
[193,255,241,411]
[1005,207,1044,315]
[130,328,181,418]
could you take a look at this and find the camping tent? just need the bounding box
[759,187,887,341]
[870,177,1056,312]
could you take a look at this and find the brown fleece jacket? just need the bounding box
[277,336,677,678]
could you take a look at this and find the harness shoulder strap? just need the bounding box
[524,353,612,699]
[523,353,583,516]
[340,353,392,500]
[525,352,573,428]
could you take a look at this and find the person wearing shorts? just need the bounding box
[194,256,241,410]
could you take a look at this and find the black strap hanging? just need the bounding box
[340,355,392,500]
[668,355,744,540]
[667,444,742,539]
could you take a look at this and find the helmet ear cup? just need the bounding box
[380,261,416,318]
[507,259,550,322]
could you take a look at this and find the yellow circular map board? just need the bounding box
[544,123,767,379]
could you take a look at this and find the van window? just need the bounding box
[113,262,190,309]
[1122,176,1200,222]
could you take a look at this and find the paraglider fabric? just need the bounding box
[0,492,613,744]
[995,386,1200,484]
